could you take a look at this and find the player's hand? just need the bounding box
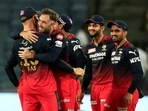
[18,47,35,59]
[122,92,133,107]
[77,89,85,104]
[20,31,38,43]
[73,68,84,76]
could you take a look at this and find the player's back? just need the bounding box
[17,32,57,94]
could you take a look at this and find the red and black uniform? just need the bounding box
[5,31,69,111]
[54,33,86,111]
[82,36,114,111]
[106,41,144,111]
[41,33,86,110]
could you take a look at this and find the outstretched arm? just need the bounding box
[10,29,38,43]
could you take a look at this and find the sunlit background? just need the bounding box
[0,0,148,111]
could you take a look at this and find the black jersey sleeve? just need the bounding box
[127,47,144,94]
[34,33,66,63]
[81,53,92,91]
[5,41,19,87]
[54,58,74,73]
[68,38,86,68]
[9,29,22,40]
[33,33,74,72]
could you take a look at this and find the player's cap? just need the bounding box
[20,6,37,22]
[85,15,105,25]
[57,14,73,31]
[107,20,128,31]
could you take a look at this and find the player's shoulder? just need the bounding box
[124,41,136,50]
[67,33,75,40]
[122,41,139,55]
[52,30,65,41]
[102,35,113,43]
[34,31,49,38]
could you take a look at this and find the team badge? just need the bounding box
[56,34,63,40]
[102,45,107,51]
[55,40,63,47]
[20,10,24,16]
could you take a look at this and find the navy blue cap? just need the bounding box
[58,14,73,31]
[20,6,37,22]
[107,20,128,31]
[85,15,105,25]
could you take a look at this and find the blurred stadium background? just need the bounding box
[0,0,148,110]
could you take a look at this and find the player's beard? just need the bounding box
[38,26,49,34]
[89,31,100,38]
[43,28,50,34]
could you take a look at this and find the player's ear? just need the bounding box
[101,25,105,31]
[59,24,64,30]
[123,30,128,36]
[33,15,39,21]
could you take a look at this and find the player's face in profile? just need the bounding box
[110,25,127,43]
[38,14,53,34]
[87,23,102,38]
[52,21,61,31]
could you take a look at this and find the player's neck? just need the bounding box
[93,33,104,46]
[115,38,127,49]
[63,31,71,38]
[23,21,36,31]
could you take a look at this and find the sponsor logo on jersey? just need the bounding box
[47,37,51,41]
[111,56,121,61]
[73,45,81,51]
[21,40,28,46]
[55,40,63,47]
[88,48,96,53]
[26,46,33,50]
[89,52,106,58]
[129,50,137,56]
[71,40,78,44]
[62,98,70,103]
[56,34,63,40]
[130,57,140,63]
[111,56,121,64]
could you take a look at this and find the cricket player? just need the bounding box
[5,6,59,111]
[5,7,83,111]
[106,20,144,111]
[77,15,114,111]
[53,14,86,111]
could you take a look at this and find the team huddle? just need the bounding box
[5,6,144,111]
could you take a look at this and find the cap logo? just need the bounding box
[58,17,66,25]
[20,10,24,16]
[69,18,73,24]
